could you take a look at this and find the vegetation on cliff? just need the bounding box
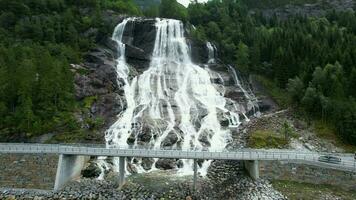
[0,0,355,146]
[186,0,356,145]
[0,0,140,139]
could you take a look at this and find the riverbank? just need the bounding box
[0,160,286,200]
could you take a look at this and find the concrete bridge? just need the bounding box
[0,143,355,191]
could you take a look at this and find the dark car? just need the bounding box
[318,155,341,164]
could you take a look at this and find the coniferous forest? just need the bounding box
[186,0,356,145]
[0,0,140,139]
[0,0,355,145]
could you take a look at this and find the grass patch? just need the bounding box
[272,180,356,200]
[252,75,290,108]
[85,117,105,130]
[248,130,288,148]
[77,68,90,75]
[83,96,97,109]
[48,130,86,143]
[313,120,356,152]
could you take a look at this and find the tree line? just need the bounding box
[186,0,356,144]
[0,0,140,139]
[1,0,355,145]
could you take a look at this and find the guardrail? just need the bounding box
[0,143,355,172]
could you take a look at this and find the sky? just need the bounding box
[177,0,208,7]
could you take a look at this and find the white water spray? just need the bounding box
[104,18,254,176]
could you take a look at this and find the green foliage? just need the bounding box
[187,1,356,145]
[86,117,105,130]
[281,121,297,140]
[83,96,98,109]
[249,130,288,149]
[0,0,140,140]
[241,0,318,9]
[253,75,290,107]
[235,42,250,72]
[287,77,305,103]
[159,0,188,22]
[190,25,207,42]
[272,180,356,200]
[143,5,160,17]
[103,0,142,15]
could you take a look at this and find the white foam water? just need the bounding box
[103,18,255,176]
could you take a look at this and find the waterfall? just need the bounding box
[227,65,260,118]
[104,18,252,176]
[206,42,216,64]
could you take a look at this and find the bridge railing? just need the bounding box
[0,143,355,172]
[0,142,354,156]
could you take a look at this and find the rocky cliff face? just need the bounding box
[71,14,127,143]
[73,16,259,146]
[252,0,355,19]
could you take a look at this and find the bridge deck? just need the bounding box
[0,143,355,172]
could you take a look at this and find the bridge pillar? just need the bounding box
[244,160,259,180]
[54,154,89,191]
[119,156,126,187]
[193,159,198,191]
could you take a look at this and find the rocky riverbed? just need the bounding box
[0,120,287,199]
[0,161,286,200]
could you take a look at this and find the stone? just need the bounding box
[141,158,154,171]
[155,159,176,170]
[161,131,179,147]
[81,162,101,178]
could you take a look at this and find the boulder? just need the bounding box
[161,131,179,147]
[257,98,273,113]
[155,159,176,170]
[198,132,211,147]
[127,162,138,174]
[81,162,101,178]
[141,158,154,171]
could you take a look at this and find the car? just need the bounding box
[318,155,341,164]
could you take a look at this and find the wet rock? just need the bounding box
[155,159,176,170]
[257,99,272,112]
[137,125,152,143]
[220,119,230,127]
[198,131,211,147]
[162,131,179,147]
[225,90,245,102]
[127,133,136,145]
[188,39,209,64]
[177,160,183,168]
[125,44,151,69]
[127,163,138,174]
[82,162,101,178]
[122,18,157,70]
[141,158,154,170]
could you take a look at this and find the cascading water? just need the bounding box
[104,18,254,176]
[206,42,217,64]
[227,65,260,118]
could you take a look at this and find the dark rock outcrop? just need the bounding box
[189,39,209,64]
[123,19,157,71]
[141,158,154,170]
[252,0,354,20]
[161,131,179,147]
[155,159,176,170]
[81,162,101,178]
[73,37,124,142]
